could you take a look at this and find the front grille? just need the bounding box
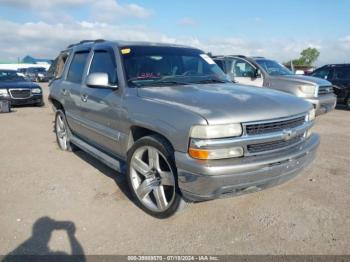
[9,89,31,99]
[247,134,304,154]
[245,116,305,135]
[318,85,333,95]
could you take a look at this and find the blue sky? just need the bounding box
[0,0,349,64]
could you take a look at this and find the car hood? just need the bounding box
[271,74,331,86]
[0,81,40,89]
[137,83,312,125]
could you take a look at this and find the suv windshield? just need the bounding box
[122,46,229,87]
[256,59,294,76]
[0,70,25,82]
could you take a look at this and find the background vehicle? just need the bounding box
[49,40,319,218]
[17,68,27,78]
[0,69,44,106]
[311,64,350,110]
[212,55,336,116]
[24,67,49,82]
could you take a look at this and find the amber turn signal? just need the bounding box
[188,148,210,160]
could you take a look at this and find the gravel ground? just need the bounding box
[0,83,349,256]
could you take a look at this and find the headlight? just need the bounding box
[299,85,316,96]
[190,123,242,139]
[306,108,316,122]
[0,89,9,96]
[189,123,243,160]
[31,88,42,94]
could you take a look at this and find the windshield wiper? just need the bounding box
[193,79,228,84]
[145,80,190,86]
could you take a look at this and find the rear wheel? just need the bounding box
[126,135,185,218]
[55,110,74,151]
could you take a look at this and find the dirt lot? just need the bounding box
[0,83,349,256]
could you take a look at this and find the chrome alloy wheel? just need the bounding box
[56,113,68,150]
[130,146,176,212]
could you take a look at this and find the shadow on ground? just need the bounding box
[73,150,133,202]
[2,217,85,262]
[335,104,349,111]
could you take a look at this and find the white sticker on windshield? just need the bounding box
[200,54,216,65]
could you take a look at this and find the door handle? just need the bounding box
[81,94,88,102]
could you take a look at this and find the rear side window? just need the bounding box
[334,67,350,80]
[89,51,118,84]
[49,51,70,79]
[66,52,89,84]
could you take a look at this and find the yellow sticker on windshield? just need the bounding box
[121,48,131,54]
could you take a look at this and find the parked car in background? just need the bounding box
[24,67,49,82]
[49,40,319,218]
[311,64,350,110]
[0,69,44,106]
[212,55,336,116]
[17,68,27,78]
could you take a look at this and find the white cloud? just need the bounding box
[0,0,153,22]
[0,18,349,66]
[91,0,152,23]
[0,0,93,10]
[177,17,196,26]
[0,19,162,60]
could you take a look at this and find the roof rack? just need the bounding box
[251,56,265,59]
[209,54,248,59]
[67,39,105,48]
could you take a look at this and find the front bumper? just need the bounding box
[176,134,320,202]
[10,94,43,106]
[306,94,336,116]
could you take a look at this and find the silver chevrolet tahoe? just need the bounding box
[49,40,320,218]
[213,55,337,116]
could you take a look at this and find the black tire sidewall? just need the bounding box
[126,135,183,219]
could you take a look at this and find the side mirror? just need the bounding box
[86,73,118,89]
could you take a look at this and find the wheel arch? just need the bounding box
[127,125,175,153]
[49,97,64,112]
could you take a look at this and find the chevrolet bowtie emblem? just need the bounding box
[282,129,296,141]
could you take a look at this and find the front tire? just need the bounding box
[36,101,45,107]
[55,110,74,152]
[126,135,185,218]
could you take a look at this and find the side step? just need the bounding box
[70,136,124,173]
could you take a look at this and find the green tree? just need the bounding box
[288,47,320,66]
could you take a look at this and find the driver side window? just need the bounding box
[89,50,118,85]
[229,59,257,78]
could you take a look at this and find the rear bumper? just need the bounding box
[175,134,320,202]
[10,95,43,106]
[306,94,336,116]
